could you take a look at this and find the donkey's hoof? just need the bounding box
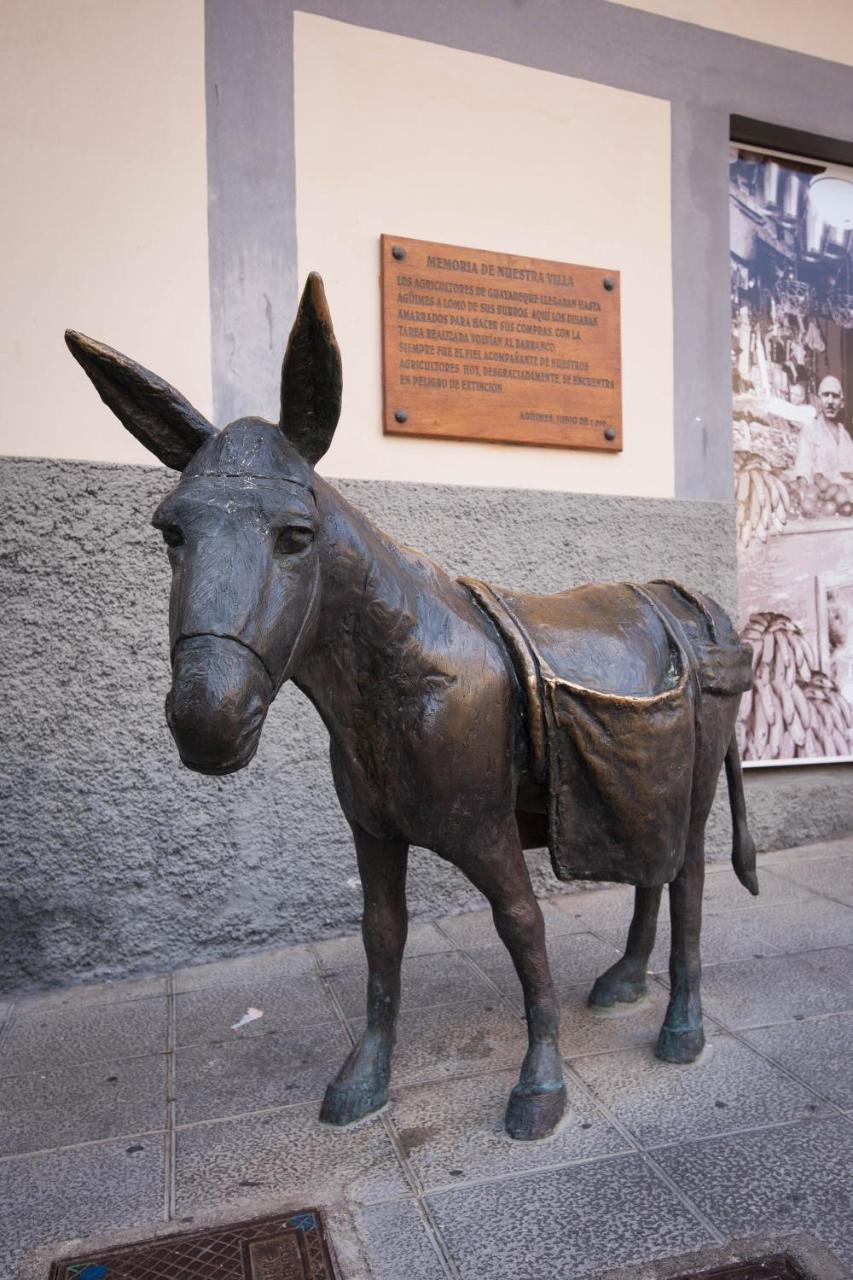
[320,1079,388,1127]
[505,1082,567,1141]
[588,973,648,1010]
[655,1025,705,1064]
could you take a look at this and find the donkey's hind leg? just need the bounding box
[656,820,706,1064]
[447,820,566,1141]
[588,885,663,1009]
[320,826,409,1127]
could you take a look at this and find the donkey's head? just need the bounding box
[66,275,341,774]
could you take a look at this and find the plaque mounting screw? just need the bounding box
[603,276,616,291]
[392,246,407,261]
[395,409,408,423]
[604,427,616,441]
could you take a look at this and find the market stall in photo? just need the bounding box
[730,145,853,762]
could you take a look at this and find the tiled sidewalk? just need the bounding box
[3,837,853,1279]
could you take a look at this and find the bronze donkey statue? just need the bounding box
[67,274,758,1142]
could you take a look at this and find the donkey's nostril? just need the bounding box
[167,635,272,774]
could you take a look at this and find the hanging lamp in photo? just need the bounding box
[804,174,853,260]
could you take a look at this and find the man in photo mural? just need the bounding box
[791,374,853,481]
[742,373,853,482]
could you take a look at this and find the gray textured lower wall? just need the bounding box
[2,456,851,992]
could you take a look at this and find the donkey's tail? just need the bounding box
[724,733,759,895]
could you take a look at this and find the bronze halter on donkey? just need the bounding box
[66,274,758,1142]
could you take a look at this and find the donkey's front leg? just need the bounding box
[457,824,566,1141]
[320,826,409,1126]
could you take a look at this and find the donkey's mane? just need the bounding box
[315,477,460,637]
[297,477,465,719]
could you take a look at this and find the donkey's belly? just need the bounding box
[516,806,548,851]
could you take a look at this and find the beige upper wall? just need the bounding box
[294,14,674,497]
[0,0,210,466]
[608,0,853,67]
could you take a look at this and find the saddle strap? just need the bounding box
[649,579,753,695]
[458,577,548,786]
[650,578,720,642]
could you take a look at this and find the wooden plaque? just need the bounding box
[381,235,622,451]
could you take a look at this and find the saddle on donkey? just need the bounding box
[460,578,754,887]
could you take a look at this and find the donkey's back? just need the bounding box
[469,578,747,699]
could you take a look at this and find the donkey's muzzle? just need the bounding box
[166,635,273,775]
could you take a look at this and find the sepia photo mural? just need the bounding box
[731,145,853,764]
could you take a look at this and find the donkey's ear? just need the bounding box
[65,330,216,471]
[279,273,342,465]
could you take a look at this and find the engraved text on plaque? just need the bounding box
[381,235,622,450]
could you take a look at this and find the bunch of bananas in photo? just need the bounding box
[733,452,791,549]
[741,612,853,760]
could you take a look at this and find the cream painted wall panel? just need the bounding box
[294,13,673,497]
[0,0,210,465]
[606,0,853,67]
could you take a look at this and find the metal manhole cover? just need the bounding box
[47,1209,337,1280]
[672,1254,808,1279]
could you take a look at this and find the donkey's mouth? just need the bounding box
[166,634,273,775]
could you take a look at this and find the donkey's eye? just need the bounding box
[275,525,314,555]
[160,525,184,549]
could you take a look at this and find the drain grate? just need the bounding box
[672,1254,809,1280]
[47,1209,337,1280]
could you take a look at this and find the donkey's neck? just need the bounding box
[292,478,465,733]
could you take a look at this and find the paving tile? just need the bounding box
[539,896,595,934]
[175,972,336,1047]
[437,900,585,951]
[173,943,318,992]
[392,1068,629,1191]
[0,1134,165,1280]
[746,899,853,955]
[702,867,819,915]
[771,854,853,908]
[0,1053,167,1157]
[314,923,452,974]
[596,911,779,978]
[694,912,787,966]
[349,1199,449,1280]
[15,974,167,1013]
[359,985,676,1087]
[427,1153,711,1280]
[743,1012,853,1109]
[350,1000,526,1088]
[175,1103,409,1212]
[560,982,675,1059]
[432,907,504,951]
[760,837,853,867]
[700,951,853,1029]
[551,869,818,941]
[544,932,627,997]
[328,952,493,1020]
[655,1117,853,1272]
[805,946,853,994]
[467,932,623,1011]
[0,996,168,1075]
[551,884,637,934]
[571,1033,825,1149]
[175,1020,351,1123]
